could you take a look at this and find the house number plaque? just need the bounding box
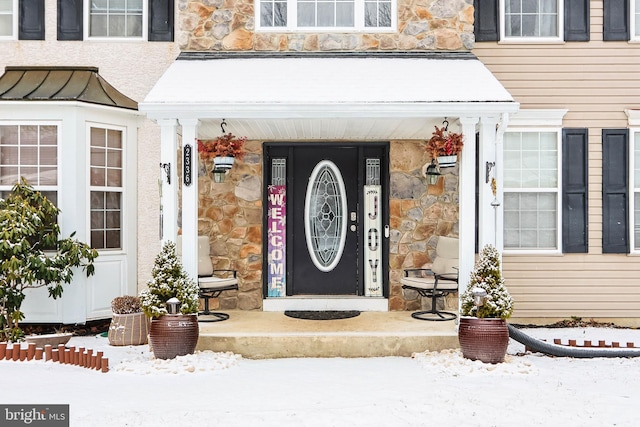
[183,144,192,186]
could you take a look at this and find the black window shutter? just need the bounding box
[149,0,174,42]
[19,0,45,40]
[564,0,590,41]
[562,129,588,253]
[602,129,629,254]
[603,0,629,41]
[57,0,83,41]
[473,0,499,42]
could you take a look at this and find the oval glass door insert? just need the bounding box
[304,160,347,272]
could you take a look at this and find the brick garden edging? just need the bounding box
[0,342,109,373]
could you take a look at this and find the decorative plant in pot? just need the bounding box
[139,241,200,359]
[458,244,514,364]
[0,179,98,343]
[108,296,149,346]
[426,125,464,168]
[197,132,247,183]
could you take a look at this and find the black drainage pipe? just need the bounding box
[508,324,640,358]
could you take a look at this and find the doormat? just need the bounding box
[284,310,360,320]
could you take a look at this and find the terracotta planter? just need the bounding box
[108,312,150,346]
[458,317,509,364]
[148,314,199,360]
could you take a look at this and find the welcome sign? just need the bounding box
[267,185,286,297]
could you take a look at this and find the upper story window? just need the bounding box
[502,0,562,41]
[258,0,395,31]
[88,0,145,39]
[0,0,17,39]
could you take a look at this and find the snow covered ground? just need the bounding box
[2,327,640,426]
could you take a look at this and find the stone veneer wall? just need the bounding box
[178,0,475,51]
[196,139,459,311]
[197,140,264,311]
[389,140,459,311]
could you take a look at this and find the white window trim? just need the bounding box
[627,110,640,253]
[632,0,640,41]
[255,0,397,33]
[631,129,639,253]
[84,0,148,41]
[499,0,564,43]
[0,0,18,40]
[87,122,126,253]
[502,126,563,255]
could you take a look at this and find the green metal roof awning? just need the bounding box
[0,66,138,110]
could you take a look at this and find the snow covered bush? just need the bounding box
[460,244,514,319]
[0,179,97,342]
[139,241,199,318]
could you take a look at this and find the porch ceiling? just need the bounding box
[140,52,518,140]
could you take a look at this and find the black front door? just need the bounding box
[291,146,359,295]
[264,142,389,298]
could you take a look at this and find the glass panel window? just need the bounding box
[305,160,347,272]
[0,0,16,38]
[90,126,123,250]
[257,0,394,30]
[503,0,560,39]
[633,0,640,39]
[633,132,640,250]
[0,124,58,187]
[89,0,144,38]
[504,131,560,251]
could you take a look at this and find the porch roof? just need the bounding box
[140,52,518,140]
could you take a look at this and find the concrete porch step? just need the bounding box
[196,311,460,359]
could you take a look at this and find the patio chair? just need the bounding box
[401,236,458,321]
[177,235,238,322]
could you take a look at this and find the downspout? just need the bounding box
[493,112,509,254]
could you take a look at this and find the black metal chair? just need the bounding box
[178,236,238,322]
[401,236,458,321]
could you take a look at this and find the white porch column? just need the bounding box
[179,118,200,281]
[494,113,510,254]
[477,115,500,249]
[458,116,479,298]
[158,119,178,245]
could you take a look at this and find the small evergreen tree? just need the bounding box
[0,179,98,341]
[139,241,199,318]
[460,244,514,319]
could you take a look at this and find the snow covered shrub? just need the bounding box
[139,241,199,318]
[460,245,513,319]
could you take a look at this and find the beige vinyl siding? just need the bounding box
[473,1,640,324]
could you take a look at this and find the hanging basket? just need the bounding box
[437,155,458,168]
[148,314,199,359]
[458,317,509,364]
[213,156,235,170]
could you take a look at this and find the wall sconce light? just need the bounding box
[485,161,495,183]
[212,168,228,183]
[424,159,441,186]
[159,162,171,185]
